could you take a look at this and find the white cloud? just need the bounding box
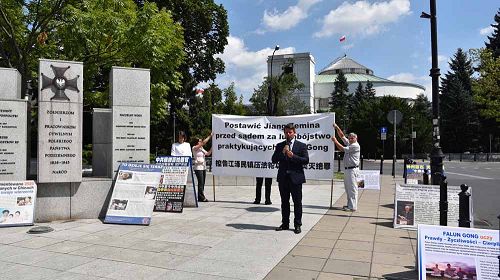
[427,55,448,64]
[479,26,494,36]
[313,0,411,38]
[387,72,431,99]
[262,0,321,31]
[213,35,295,102]
[341,43,354,50]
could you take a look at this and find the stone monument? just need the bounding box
[0,68,28,180]
[38,59,83,183]
[110,67,150,174]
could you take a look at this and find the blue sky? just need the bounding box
[210,0,498,103]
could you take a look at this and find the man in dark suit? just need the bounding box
[272,123,309,234]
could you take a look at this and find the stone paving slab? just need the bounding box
[1,181,343,280]
[265,175,419,280]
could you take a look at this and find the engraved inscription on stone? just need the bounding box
[38,59,83,183]
[0,101,27,180]
[112,106,150,173]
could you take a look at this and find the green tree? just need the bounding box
[249,73,308,116]
[353,82,364,107]
[440,48,479,152]
[222,83,246,115]
[485,9,500,58]
[329,71,350,125]
[0,0,72,98]
[364,80,376,98]
[146,0,229,138]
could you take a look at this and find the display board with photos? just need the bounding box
[418,224,499,280]
[405,163,431,184]
[0,181,37,227]
[357,170,380,190]
[154,156,191,213]
[104,163,165,225]
[394,184,473,230]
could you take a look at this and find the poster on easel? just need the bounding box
[405,163,430,184]
[418,224,499,280]
[104,163,164,225]
[155,156,196,212]
[357,170,380,190]
[394,184,473,230]
[0,181,37,227]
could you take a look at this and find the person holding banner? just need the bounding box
[171,131,192,157]
[332,123,360,212]
[192,133,212,202]
[272,123,309,234]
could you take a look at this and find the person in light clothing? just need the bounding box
[171,131,192,157]
[331,123,361,211]
[192,133,212,202]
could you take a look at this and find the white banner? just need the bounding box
[418,224,499,280]
[212,113,335,180]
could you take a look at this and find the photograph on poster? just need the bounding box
[396,200,414,225]
[0,209,30,224]
[17,196,32,206]
[118,171,133,181]
[109,199,128,210]
[144,186,157,200]
[424,253,476,279]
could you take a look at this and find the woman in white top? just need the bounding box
[192,133,212,202]
[171,131,192,157]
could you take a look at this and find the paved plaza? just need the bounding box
[0,175,419,280]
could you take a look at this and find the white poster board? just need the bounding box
[0,181,37,227]
[394,184,473,230]
[418,224,499,280]
[212,113,335,179]
[357,170,380,190]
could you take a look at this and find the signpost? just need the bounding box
[387,110,403,177]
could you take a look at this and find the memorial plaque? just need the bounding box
[0,100,28,180]
[38,59,83,183]
[110,67,150,176]
[0,68,22,99]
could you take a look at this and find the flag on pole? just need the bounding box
[339,35,346,42]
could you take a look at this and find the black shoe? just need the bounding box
[198,198,209,202]
[253,200,260,204]
[294,226,301,234]
[264,201,272,205]
[275,224,289,231]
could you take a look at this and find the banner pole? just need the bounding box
[330,178,334,209]
[212,174,216,202]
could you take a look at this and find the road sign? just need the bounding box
[387,110,403,125]
[381,133,387,140]
[380,127,387,133]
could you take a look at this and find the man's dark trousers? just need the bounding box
[279,175,302,227]
[255,177,272,203]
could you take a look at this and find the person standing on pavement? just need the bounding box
[192,133,212,202]
[254,177,272,205]
[171,131,192,157]
[331,123,360,212]
[272,123,309,234]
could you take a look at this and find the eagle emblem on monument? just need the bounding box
[41,65,80,101]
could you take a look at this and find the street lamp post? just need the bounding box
[267,45,280,116]
[410,116,415,159]
[422,0,446,225]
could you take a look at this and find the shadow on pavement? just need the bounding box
[220,205,280,213]
[380,203,395,209]
[372,221,394,228]
[226,223,277,231]
[383,267,418,280]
